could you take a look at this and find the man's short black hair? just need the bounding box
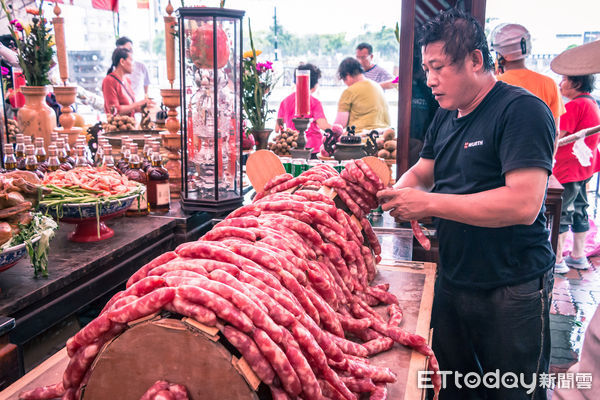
[356,42,373,54]
[115,36,133,47]
[295,63,322,89]
[568,75,595,94]
[337,57,364,80]
[418,8,494,72]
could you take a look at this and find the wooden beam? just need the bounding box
[396,0,416,179]
[464,0,487,27]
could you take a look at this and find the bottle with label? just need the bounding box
[125,143,149,216]
[3,144,17,171]
[147,144,170,213]
[47,145,61,172]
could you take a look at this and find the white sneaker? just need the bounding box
[565,255,591,270]
[554,260,570,274]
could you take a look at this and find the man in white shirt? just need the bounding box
[115,37,150,100]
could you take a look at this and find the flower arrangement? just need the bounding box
[0,0,54,86]
[242,20,278,131]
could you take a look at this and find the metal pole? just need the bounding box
[273,6,278,61]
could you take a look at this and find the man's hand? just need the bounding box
[377,187,431,220]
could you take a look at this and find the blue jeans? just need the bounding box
[429,270,553,399]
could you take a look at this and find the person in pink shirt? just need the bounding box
[275,63,331,158]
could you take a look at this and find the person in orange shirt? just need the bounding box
[490,24,565,130]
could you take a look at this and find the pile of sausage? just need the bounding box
[19,160,440,400]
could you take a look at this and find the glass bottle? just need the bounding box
[125,143,148,216]
[147,144,170,213]
[35,138,47,162]
[47,145,61,172]
[3,144,17,171]
[74,145,90,168]
[56,139,73,170]
[24,135,33,147]
[117,139,131,173]
[102,145,116,170]
[15,134,25,159]
[24,144,38,172]
[62,135,72,157]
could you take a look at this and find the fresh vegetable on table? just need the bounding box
[0,212,57,277]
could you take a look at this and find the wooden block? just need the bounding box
[232,356,261,391]
[246,150,285,193]
[182,317,219,341]
[126,312,159,328]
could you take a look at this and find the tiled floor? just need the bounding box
[549,207,600,374]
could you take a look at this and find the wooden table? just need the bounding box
[0,261,436,400]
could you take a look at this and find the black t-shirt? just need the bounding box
[420,81,556,289]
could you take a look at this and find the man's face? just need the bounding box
[355,48,373,70]
[422,41,473,111]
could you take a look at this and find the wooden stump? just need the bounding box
[83,318,259,400]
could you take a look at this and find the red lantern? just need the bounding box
[190,23,229,69]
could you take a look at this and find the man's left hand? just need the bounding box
[377,187,431,220]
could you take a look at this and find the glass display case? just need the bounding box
[177,7,245,213]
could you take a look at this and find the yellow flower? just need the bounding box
[23,23,32,35]
[47,34,54,47]
[243,49,262,59]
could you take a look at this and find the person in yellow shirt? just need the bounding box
[334,57,391,132]
[490,23,566,129]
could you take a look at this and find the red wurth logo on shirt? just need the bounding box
[464,140,484,149]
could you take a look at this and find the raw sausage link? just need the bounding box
[363,337,395,356]
[127,251,178,287]
[201,226,257,242]
[355,159,385,190]
[213,216,259,229]
[411,220,431,250]
[18,382,64,400]
[253,328,302,397]
[106,287,176,324]
[139,380,170,400]
[325,331,368,357]
[263,173,293,192]
[177,285,254,333]
[340,377,377,393]
[222,325,276,385]
[369,384,388,400]
[166,294,217,326]
[284,343,323,400]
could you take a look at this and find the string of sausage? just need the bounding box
[19,162,440,400]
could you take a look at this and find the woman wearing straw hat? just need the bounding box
[551,43,600,274]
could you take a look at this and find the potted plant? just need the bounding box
[241,20,278,150]
[1,1,56,144]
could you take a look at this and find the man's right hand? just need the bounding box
[377,187,432,221]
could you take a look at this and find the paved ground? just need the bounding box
[550,256,600,371]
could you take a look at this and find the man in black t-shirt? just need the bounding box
[378,9,555,400]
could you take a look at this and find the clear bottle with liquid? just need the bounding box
[3,144,17,171]
[102,145,116,170]
[47,145,61,172]
[74,145,90,168]
[24,144,38,172]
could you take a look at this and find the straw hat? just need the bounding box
[550,40,600,75]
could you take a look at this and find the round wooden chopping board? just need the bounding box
[83,318,258,400]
